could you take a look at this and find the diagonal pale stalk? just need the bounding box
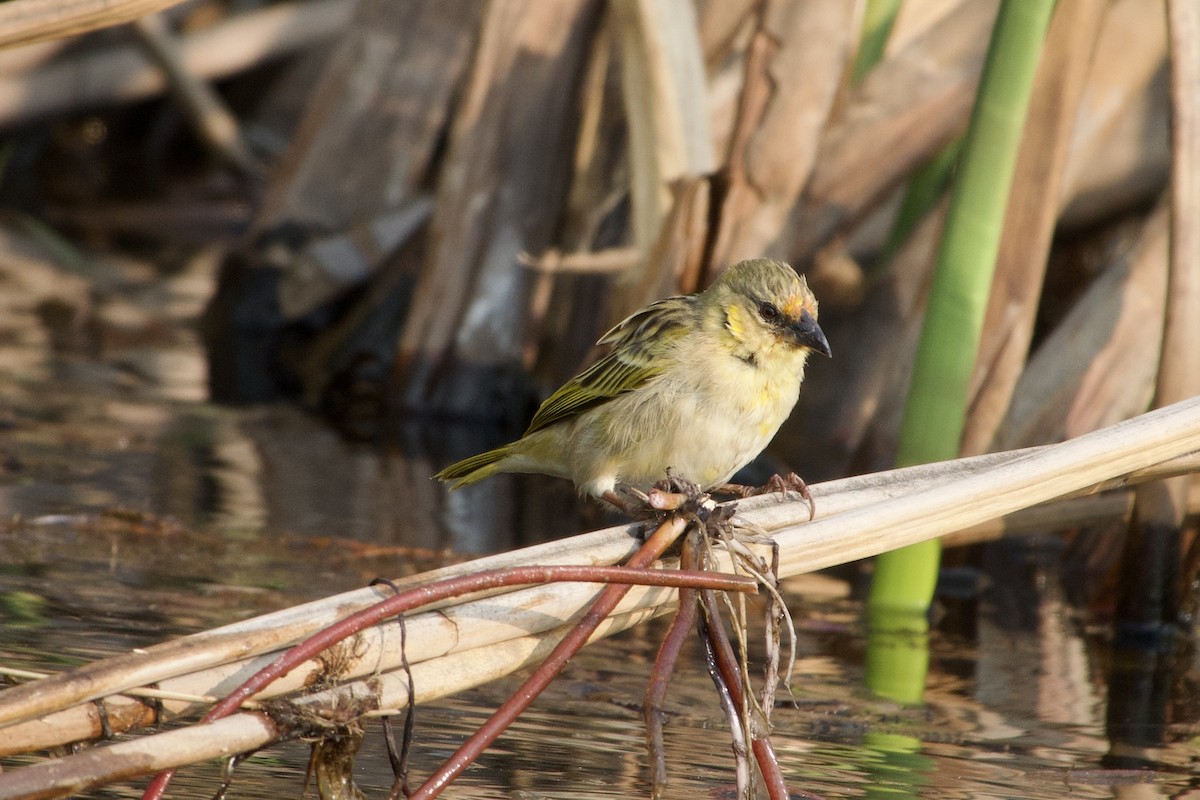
[869,0,1056,614]
[0,0,187,48]
[1,399,1199,800]
[610,0,713,255]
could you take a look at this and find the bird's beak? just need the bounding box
[791,310,831,357]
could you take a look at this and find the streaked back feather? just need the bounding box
[522,296,694,434]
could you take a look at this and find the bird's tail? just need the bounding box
[434,444,514,490]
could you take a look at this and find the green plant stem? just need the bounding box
[870,0,1056,615]
[852,0,903,83]
[878,136,964,271]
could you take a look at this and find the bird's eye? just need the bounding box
[758,302,780,322]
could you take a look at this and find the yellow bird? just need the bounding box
[435,258,830,510]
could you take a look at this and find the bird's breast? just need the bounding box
[659,346,805,484]
[568,338,809,494]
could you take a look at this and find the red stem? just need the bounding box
[699,587,791,800]
[643,540,700,793]
[142,532,724,800]
[408,515,691,799]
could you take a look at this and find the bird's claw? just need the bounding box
[715,472,815,521]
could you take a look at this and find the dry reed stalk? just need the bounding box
[763,396,1200,578]
[610,0,713,255]
[254,0,480,320]
[706,0,854,267]
[1059,0,1168,227]
[0,38,65,74]
[0,0,186,49]
[534,13,620,285]
[945,457,1200,547]
[621,175,712,311]
[394,0,599,417]
[884,0,968,58]
[605,0,714,321]
[697,0,756,65]
[1111,0,1200,624]
[997,204,1169,449]
[1141,0,1200,524]
[0,0,351,129]
[786,0,998,264]
[131,14,259,174]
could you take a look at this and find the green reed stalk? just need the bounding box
[869,0,1056,614]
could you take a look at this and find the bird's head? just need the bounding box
[704,259,831,362]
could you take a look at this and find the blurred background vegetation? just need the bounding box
[0,0,1194,601]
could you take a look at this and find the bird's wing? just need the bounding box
[523,296,693,435]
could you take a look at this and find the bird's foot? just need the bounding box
[601,486,650,518]
[646,471,731,528]
[715,472,815,521]
[602,472,724,523]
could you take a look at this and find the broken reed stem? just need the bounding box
[131,14,260,174]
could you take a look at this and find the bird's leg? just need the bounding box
[601,486,646,517]
[714,472,815,521]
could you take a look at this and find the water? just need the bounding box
[2,243,1200,798]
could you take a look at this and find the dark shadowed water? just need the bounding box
[2,246,1200,798]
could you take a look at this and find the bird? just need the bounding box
[435,258,831,514]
